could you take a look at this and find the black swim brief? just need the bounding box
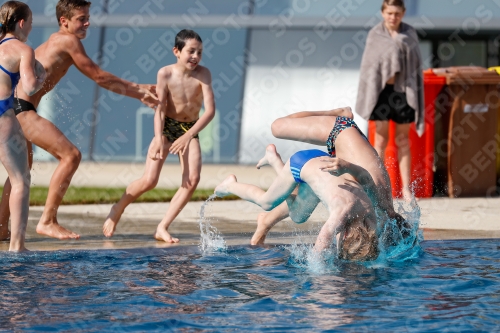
[326,116,367,157]
[163,116,199,143]
[13,98,37,115]
[369,84,415,124]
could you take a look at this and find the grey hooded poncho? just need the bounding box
[356,21,425,136]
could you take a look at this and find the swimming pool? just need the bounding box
[1,239,499,332]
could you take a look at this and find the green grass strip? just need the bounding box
[0,187,239,206]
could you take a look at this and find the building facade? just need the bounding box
[13,0,500,163]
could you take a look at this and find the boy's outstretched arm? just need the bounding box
[169,67,216,155]
[19,45,45,96]
[150,67,170,160]
[67,36,158,108]
[319,157,380,207]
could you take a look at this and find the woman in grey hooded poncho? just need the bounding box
[356,0,424,201]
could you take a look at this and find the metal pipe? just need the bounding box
[88,0,109,160]
[234,0,255,163]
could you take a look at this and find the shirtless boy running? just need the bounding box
[0,0,157,241]
[103,29,215,243]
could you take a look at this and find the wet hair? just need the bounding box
[381,0,405,11]
[0,1,31,40]
[174,29,203,51]
[56,0,91,26]
[339,220,379,261]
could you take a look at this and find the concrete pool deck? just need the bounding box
[1,162,499,251]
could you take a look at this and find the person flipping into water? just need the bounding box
[215,144,379,261]
[250,108,409,246]
[103,29,216,243]
[0,1,46,251]
[0,0,158,241]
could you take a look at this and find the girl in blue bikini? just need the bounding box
[0,1,46,251]
[215,144,379,261]
[250,107,401,246]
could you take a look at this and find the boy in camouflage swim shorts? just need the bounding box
[103,29,216,243]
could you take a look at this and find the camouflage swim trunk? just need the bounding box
[163,116,199,143]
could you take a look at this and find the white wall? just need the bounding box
[239,29,365,164]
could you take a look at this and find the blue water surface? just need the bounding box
[1,239,499,332]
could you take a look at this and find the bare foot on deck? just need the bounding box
[214,175,237,198]
[256,144,282,169]
[250,212,272,245]
[154,228,179,243]
[0,228,10,241]
[36,218,80,240]
[103,206,123,237]
[9,245,29,252]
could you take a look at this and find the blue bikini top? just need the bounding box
[0,37,21,116]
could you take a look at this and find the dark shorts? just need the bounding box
[13,98,37,115]
[163,116,199,143]
[369,84,415,124]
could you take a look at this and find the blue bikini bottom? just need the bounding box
[289,149,329,183]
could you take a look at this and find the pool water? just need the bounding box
[1,239,499,332]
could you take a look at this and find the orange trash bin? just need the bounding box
[368,69,446,198]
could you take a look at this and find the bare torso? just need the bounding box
[310,117,390,190]
[163,65,204,122]
[16,32,76,106]
[335,128,388,184]
[302,158,375,221]
[334,127,394,212]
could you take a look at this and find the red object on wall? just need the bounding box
[368,70,446,198]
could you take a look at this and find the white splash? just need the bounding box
[198,194,227,254]
[375,198,422,263]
